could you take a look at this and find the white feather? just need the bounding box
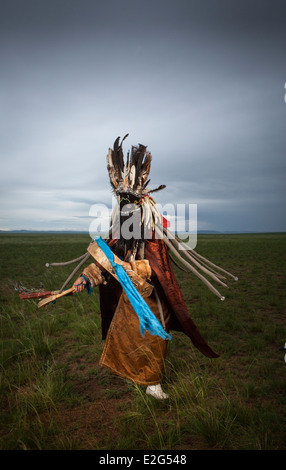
[121,164,129,180]
[129,165,136,186]
[106,149,113,168]
[145,203,151,230]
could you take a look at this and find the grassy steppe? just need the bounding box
[0,232,285,450]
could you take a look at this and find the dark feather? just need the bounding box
[143,178,151,189]
[120,133,129,146]
[135,144,147,189]
[148,184,166,194]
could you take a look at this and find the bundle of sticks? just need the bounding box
[15,282,75,307]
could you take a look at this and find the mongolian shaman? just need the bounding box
[39,134,238,399]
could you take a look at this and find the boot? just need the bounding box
[146,384,169,400]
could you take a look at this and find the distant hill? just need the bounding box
[0,230,89,234]
[0,229,279,235]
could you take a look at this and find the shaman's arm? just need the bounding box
[73,260,132,292]
[73,263,105,292]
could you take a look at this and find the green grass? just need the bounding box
[0,232,285,450]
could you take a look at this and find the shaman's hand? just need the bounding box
[73,276,87,293]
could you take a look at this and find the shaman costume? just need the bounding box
[36,135,237,397]
[71,135,237,389]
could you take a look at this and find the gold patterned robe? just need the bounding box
[82,238,219,385]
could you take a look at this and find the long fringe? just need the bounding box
[148,202,237,300]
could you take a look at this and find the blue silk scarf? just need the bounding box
[95,237,171,341]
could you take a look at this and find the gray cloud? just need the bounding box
[0,0,285,232]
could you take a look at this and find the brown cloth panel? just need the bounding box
[99,282,171,385]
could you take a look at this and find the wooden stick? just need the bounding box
[58,252,91,294]
[38,287,75,308]
[162,225,237,281]
[155,226,225,300]
[162,227,228,286]
[175,236,238,281]
[45,253,87,268]
[169,252,189,272]
[182,250,228,287]
[19,290,59,300]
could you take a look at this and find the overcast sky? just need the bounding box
[0,0,285,233]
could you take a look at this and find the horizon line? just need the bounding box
[1,229,286,235]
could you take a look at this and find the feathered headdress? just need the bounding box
[106,134,238,300]
[106,134,165,198]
